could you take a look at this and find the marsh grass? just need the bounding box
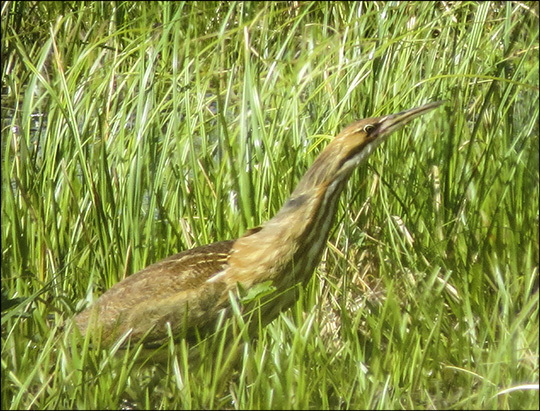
[2,1,538,409]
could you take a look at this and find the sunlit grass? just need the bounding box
[2,1,538,409]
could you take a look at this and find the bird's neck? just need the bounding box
[228,158,353,287]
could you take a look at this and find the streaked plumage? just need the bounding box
[74,101,443,348]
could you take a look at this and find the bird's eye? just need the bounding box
[363,124,375,134]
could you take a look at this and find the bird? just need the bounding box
[74,101,444,349]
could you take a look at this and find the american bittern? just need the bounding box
[74,101,443,348]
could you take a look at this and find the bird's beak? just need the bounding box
[377,101,444,138]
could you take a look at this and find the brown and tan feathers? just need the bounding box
[74,240,234,346]
[73,102,443,349]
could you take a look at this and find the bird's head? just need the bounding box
[294,101,444,194]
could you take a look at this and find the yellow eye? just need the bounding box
[363,124,375,134]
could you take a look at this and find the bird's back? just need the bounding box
[74,239,235,346]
